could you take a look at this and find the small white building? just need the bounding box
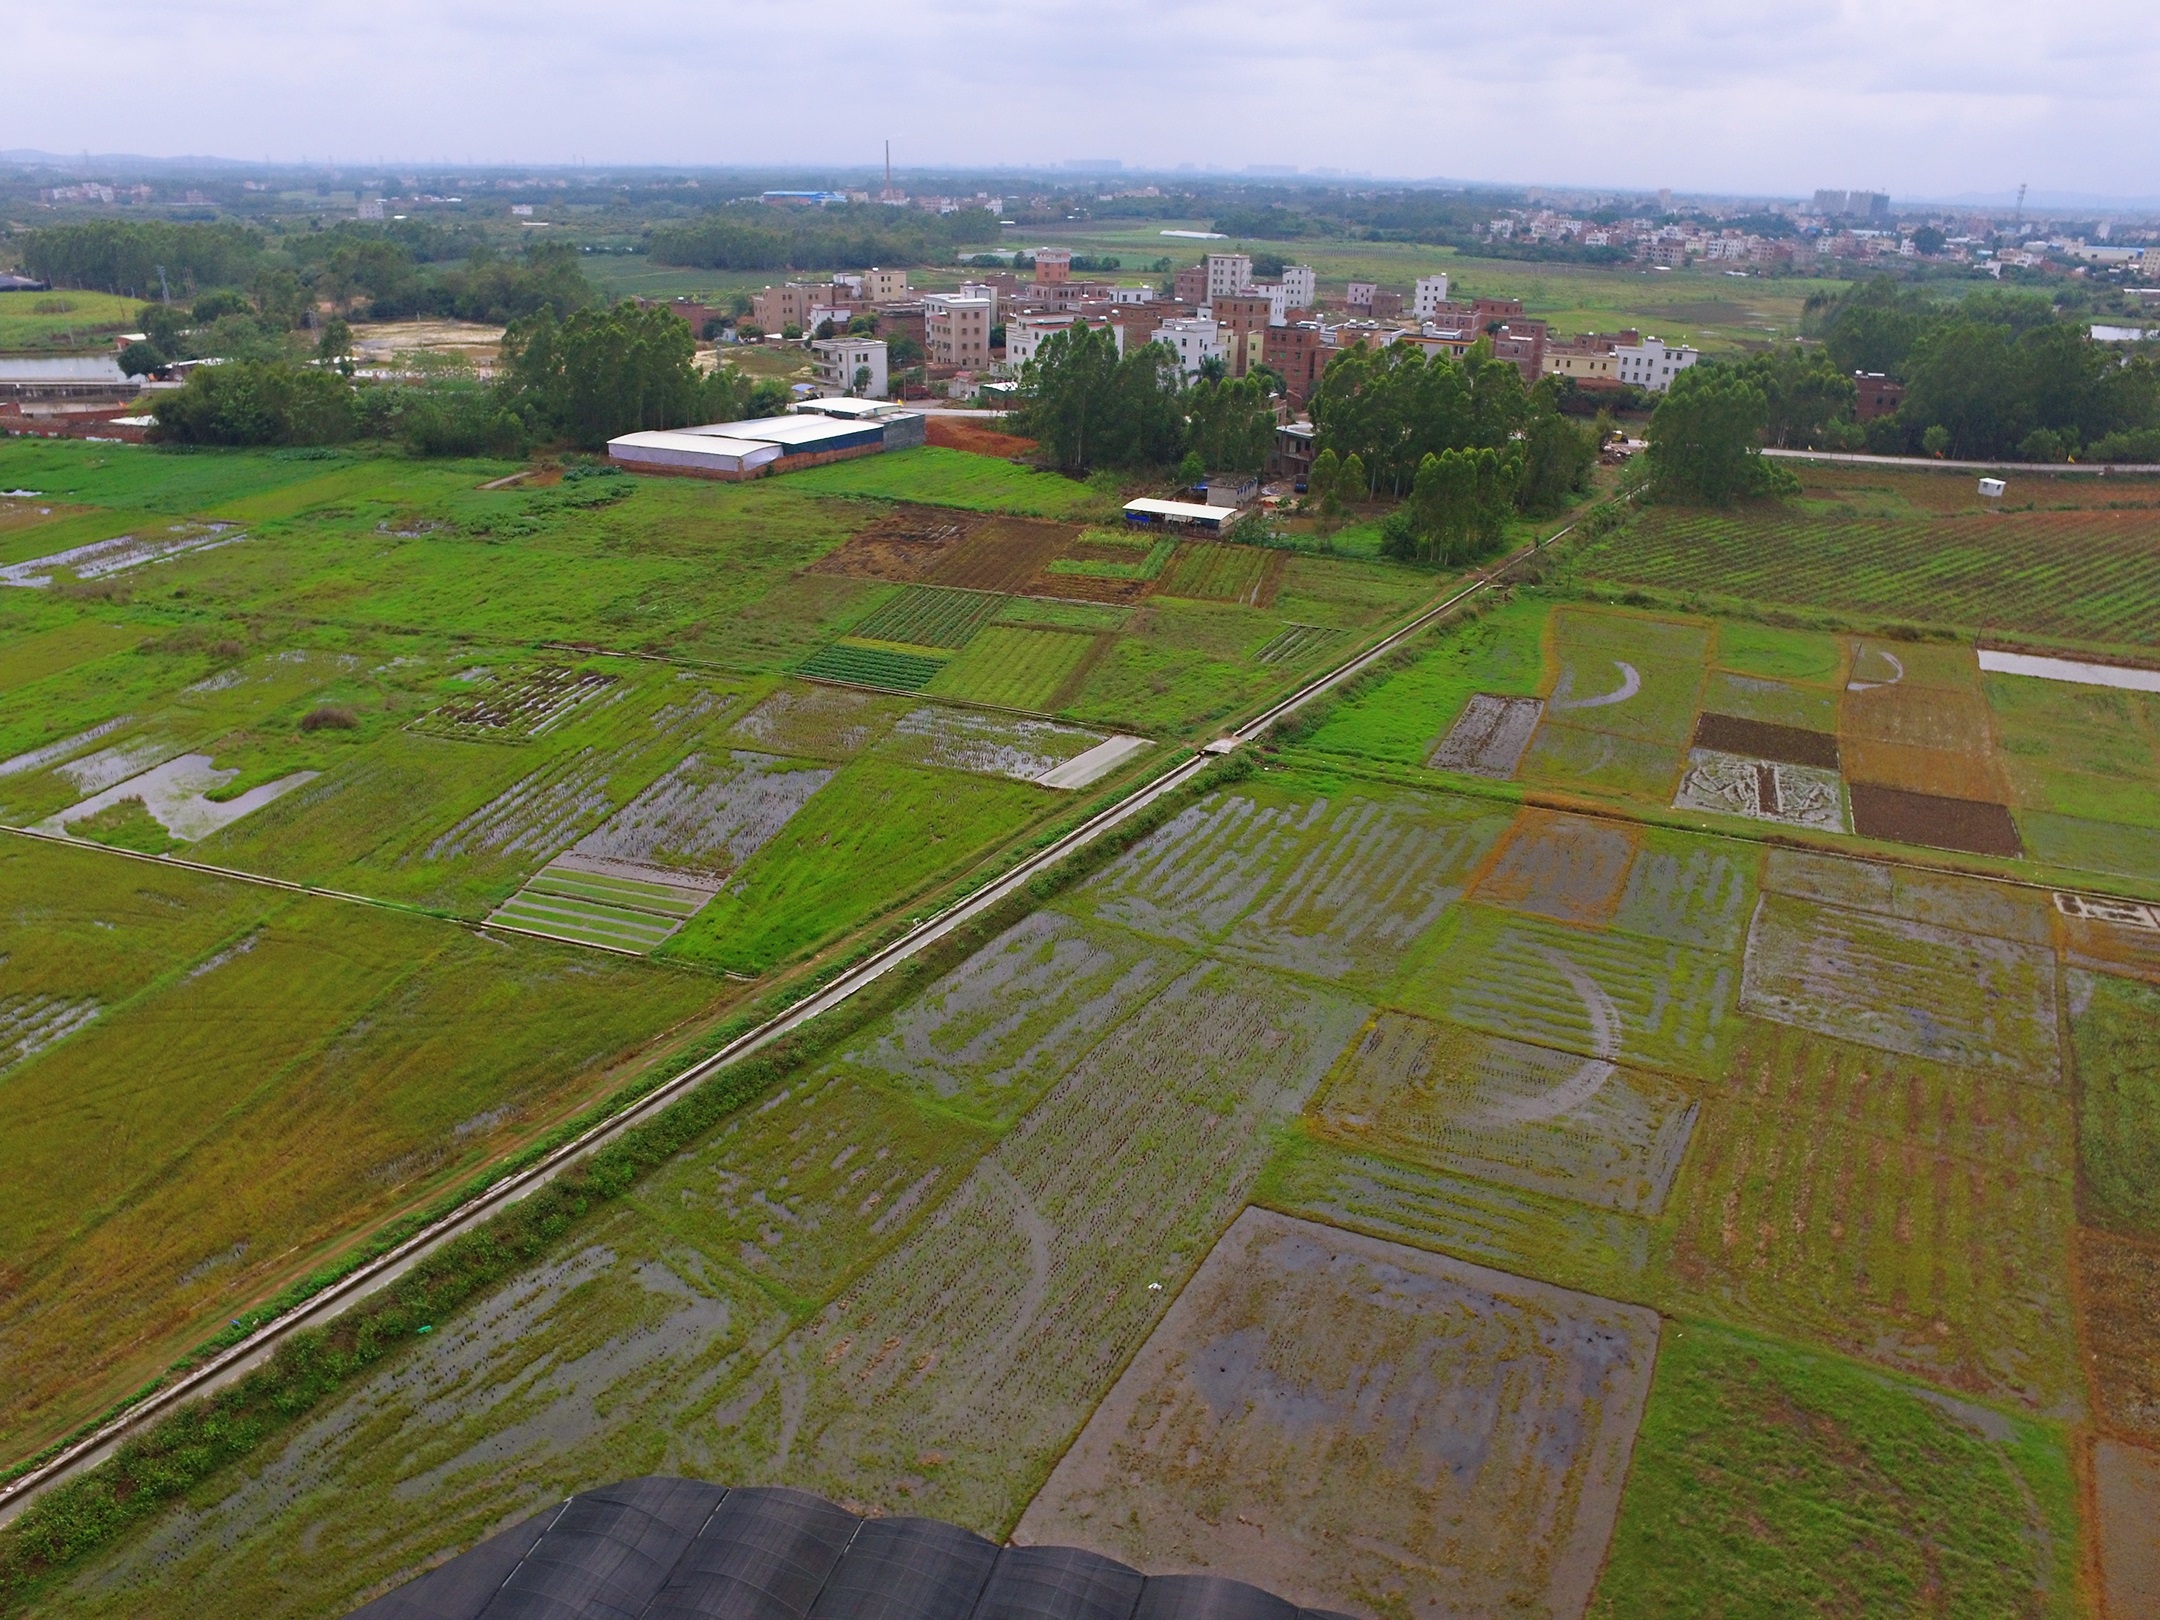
[811,336,889,399]
[1615,336,1700,393]
[1205,252,1254,300]
[1413,274,1452,319]
[1107,285,1156,305]
[1280,264,1316,310]
[1150,316,1226,380]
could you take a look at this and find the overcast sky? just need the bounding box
[11,1,2158,202]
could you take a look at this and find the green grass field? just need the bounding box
[0,290,144,353]
[785,447,1104,517]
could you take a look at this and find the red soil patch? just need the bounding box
[1693,712,1839,770]
[809,504,980,581]
[1848,782,2024,857]
[925,418,1039,457]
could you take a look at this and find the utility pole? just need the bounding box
[884,139,892,202]
[156,264,170,305]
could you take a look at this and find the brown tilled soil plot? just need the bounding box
[1841,738,2005,803]
[924,418,1039,457]
[1693,712,1839,770]
[1847,782,2024,857]
[1013,1209,1660,1620]
[1473,808,1641,926]
[2080,1227,2160,1443]
[809,503,980,582]
[1020,539,1164,605]
[927,518,1078,595]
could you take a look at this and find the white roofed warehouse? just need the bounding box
[607,409,923,480]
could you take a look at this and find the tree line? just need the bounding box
[1010,325,1598,569]
[1806,278,2159,461]
[646,204,1000,272]
[150,302,787,457]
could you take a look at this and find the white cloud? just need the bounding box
[7,0,2158,197]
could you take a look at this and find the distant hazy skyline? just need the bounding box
[11,1,2158,202]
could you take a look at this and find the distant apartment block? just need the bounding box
[1345,281,1377,309]
[1616,336,1699,392]
[1106,285,1156,305]
[1004,315,1118,372]
[752,283,821,333]
[1263,321,1330,404]
[1412,275,1452,318]
[812,337,889,399]
[1540,330,1638,386]
[1173,265,1209,303]
[1280,264,1316,310]
[1205,253,1254,300]
[925,294,996,369]
[1033,248,1072,284]
[864,268,909,301]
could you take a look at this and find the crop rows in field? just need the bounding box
[846,585,1005,651]
[1588,508,2160,647]
[562,749,831,885]
[797,641,951,692]
[1158,542,1278,606]
[1016,1209,1661,1620]
[0,992,102,1075]
[1044,534,1177,583]
[631,1072,996,1306]
[728,682,902,758]
[1405,905,1738,1079]
[1313,1011,1701,1215]
[411,667,620,742]
[1672,1019,2079,1410]
[1068,784,1508,983]
[487,868,700,952]
[1251,622,1343,665]
[694,961,1369,1530]
[1259,1135,1653,1297]
[872,706,1103,782]
[844,910,1193,1126]
[925,626,1100,712]
[1739,891,2060,1079]
[423,746,617,862]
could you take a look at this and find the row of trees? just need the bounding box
[647,204,1000,272]
[16,219,596,328]
[149,301,786,455]
[1807,279,2159,460]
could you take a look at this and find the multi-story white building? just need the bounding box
[1150,316,1226,379]
[1345,280,1377,309]
[1246,282,1290,324]
[1107,285,1156,305]
[1205,253,1253,300]
[1280,264,1316,310]
[1002,316,1122,373]
[1615,336,1699,392]
[958,280,1000,323]
[924,294,996,369]
[811,337,889,398]
[1413,274,1452,319]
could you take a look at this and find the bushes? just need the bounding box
[150,361,359,447]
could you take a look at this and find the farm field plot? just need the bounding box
[783,447,1101,518]
[1581,502,2160,649]
[1156,541,1280,606]
[726,681,904,758]
[924,625,1102,712]
[1667,1018,2079,1411]
[1312,1011,1699,1215]
[0,880,720,1460]
[1738,890,2060,1078]
[2068,969,2160,1238]
[1589,1321,2079,1619]
[486,866,708,952]
[2079,1228,2160,1444]
[628,1071,996,1308]
[1015,1209,1661,1620]
[1473,808,1639,927]
[869,706,1109,783]
[1301,594,1548,767]
[797,640,950,692]
[1399,904,1738,1080]
[0,619,146,694]
[1063,776,1507,984]
[842,910,1193,1127]
[844,584,1003,649]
